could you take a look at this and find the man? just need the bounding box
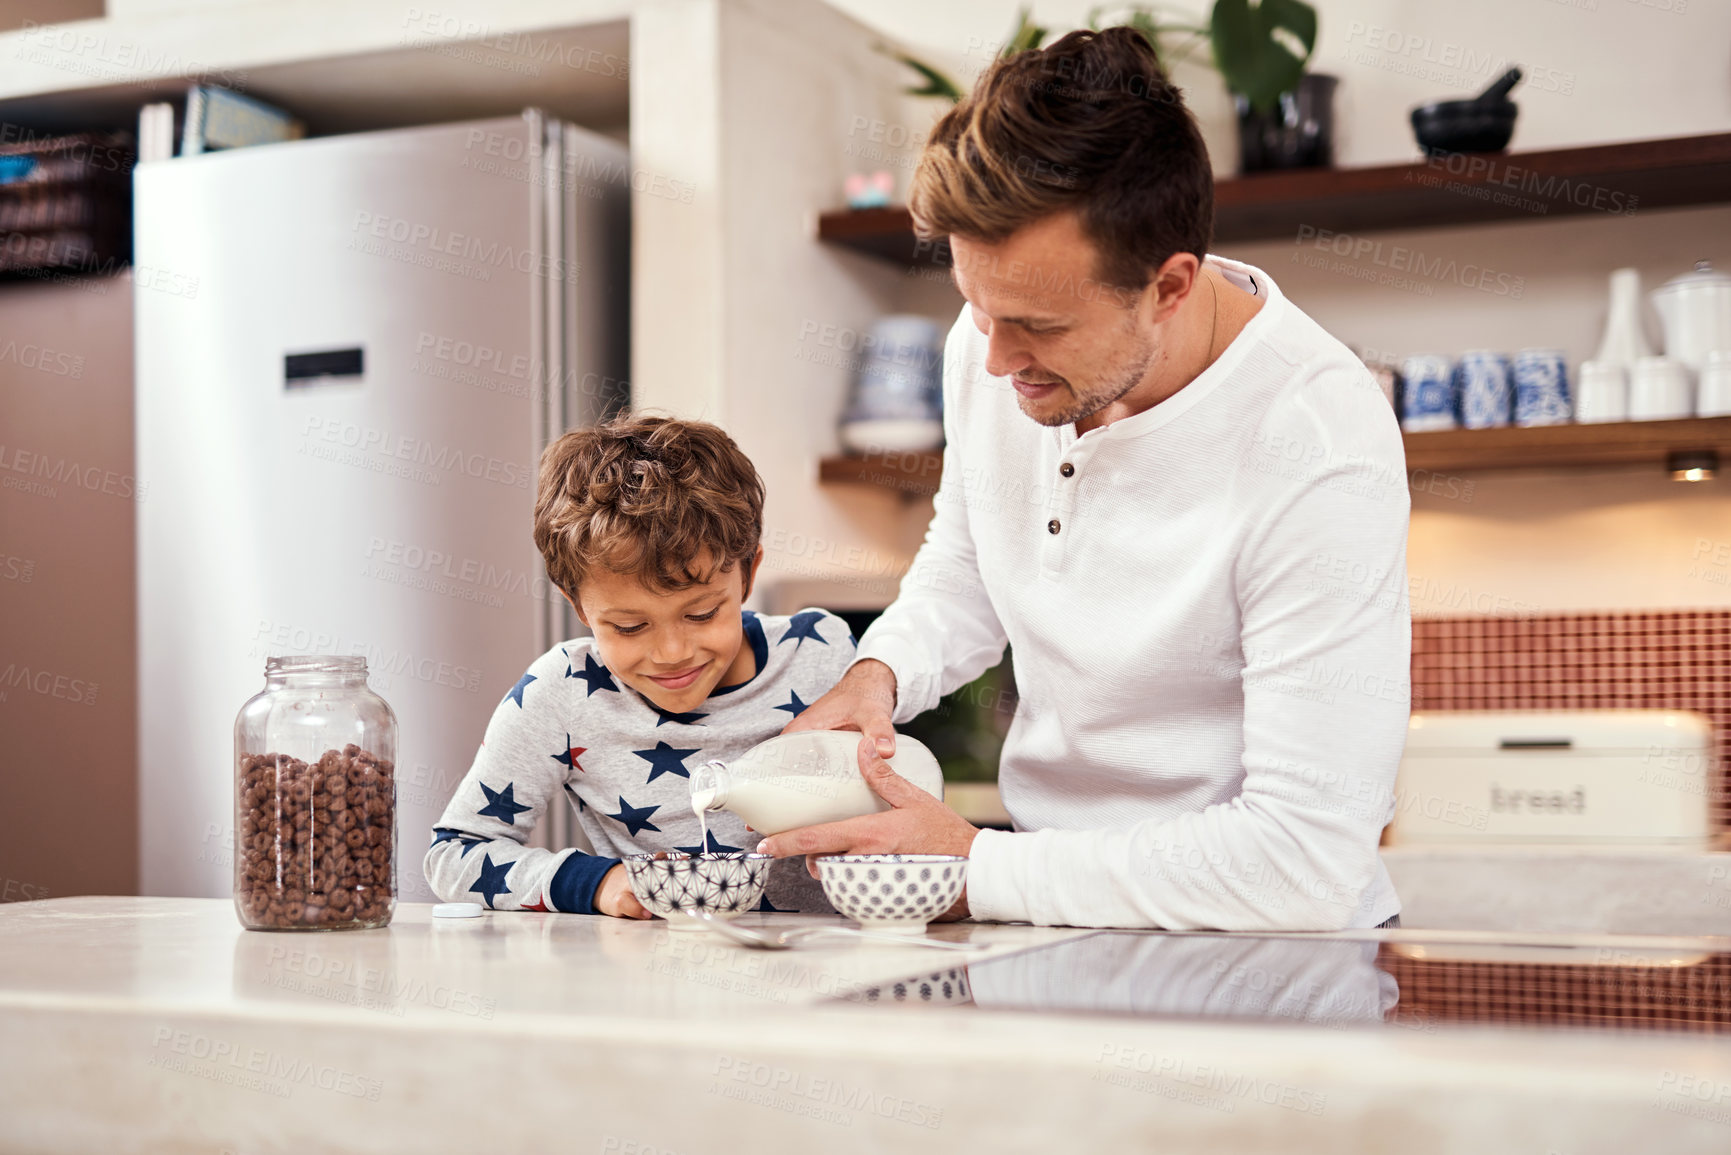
[758,28,1410,931]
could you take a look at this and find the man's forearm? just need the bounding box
[843,657,898,712]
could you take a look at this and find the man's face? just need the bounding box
[950,211,1166,428]
[571,547,760,714]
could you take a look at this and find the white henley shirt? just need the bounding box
[854,254,1410,931]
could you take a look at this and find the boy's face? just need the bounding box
[569,546,762,715]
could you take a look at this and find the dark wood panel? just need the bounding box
[1215,132,1731,242]
[814,132,1731,264]
[816,207,949,268]
[820,419,1731,497]
[818,451,944,498]
[1404,416,1731,473]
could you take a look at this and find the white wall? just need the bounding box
[822,0,1731,173]
[8,0,1726,619]
[1229,203,1731,616]
[816,0,1731,617]
[628,0,952,612]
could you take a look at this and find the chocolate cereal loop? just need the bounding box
[234,745,395,930]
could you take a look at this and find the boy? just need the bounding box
[424,416,856,916]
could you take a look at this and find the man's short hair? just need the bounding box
[910,26,1214,292]
[534,415,764,597]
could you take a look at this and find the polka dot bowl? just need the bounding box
[816,854,968,935]
[851,967,973,1007]
[624,852,773,931]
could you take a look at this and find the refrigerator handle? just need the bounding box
[523,108,564,660]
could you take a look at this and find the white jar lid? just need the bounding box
[1656,259,1731,296]
[432,902,484,918]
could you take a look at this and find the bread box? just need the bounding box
[1386,710,1716,849]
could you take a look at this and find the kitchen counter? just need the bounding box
[5,897,1731,1154]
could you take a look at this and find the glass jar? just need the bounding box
[233,656,397,931]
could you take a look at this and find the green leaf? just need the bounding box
[1210,0,1316,115]
[884,49,964,103]
[1001,7,1048,57]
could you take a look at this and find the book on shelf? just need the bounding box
[181,86,305,157]
[0,130,134,277]
[138,103,176,165]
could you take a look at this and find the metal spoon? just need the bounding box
[682,910,975,951]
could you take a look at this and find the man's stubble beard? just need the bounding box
[1016,325,1159,429]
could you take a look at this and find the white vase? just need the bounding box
[1592,267,1654,371]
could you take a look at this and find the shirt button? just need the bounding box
[1059,463,1075,477]
[1047,519,1061,534]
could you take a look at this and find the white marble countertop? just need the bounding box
[4,896,1731,1154]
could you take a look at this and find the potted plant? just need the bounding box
[1210,0,1332,172]
[881,7,1048,103]
[884,0,1332,173]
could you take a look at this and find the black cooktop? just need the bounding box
[838,931,1731,1034]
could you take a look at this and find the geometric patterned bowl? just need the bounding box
[816,854,967,935]
[623,852,773,931]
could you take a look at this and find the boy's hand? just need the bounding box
[594,864,651,919]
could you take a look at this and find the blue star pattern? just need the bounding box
[779,610,828,650]
[478,781,533,825]
[648,701,709,727]
[713,612,769,695]
[606,796,663,837]
[505,672,536,708]
[634,741,702,784]
[469,853,513,907]
[425,609,860,916]
[431,827,489,858]
[566,651,619,697]
[674,829,744,856]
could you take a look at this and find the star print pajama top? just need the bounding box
[424,607,857,914]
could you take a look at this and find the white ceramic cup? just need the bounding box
[1699,350,1731,418]
[1573,361,1629,424]
[1628,355,1693,421]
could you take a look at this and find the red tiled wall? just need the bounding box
[1411,612,1731,829]
[1378,947,1731,1032]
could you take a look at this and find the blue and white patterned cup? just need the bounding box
[1513,348,1572,426]
[1400,354,1456,432]
[1455,351,1512,429]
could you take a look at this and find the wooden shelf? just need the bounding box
[818,450,943,498]
[1215,131,1731,242]
[1403,416,1731,474]
[816,207,950,268]
[815,132,1731,265]
[820,419,1731,499]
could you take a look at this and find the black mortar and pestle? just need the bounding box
[1410,68,1523,154]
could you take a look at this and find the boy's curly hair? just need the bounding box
[534,415,765,597]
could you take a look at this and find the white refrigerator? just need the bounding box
[135,111,628,900]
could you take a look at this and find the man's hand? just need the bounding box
[756,748,981,921]
[781,658,900,768]
[593,863,650,919]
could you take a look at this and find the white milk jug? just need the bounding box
[689,730,944,836]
